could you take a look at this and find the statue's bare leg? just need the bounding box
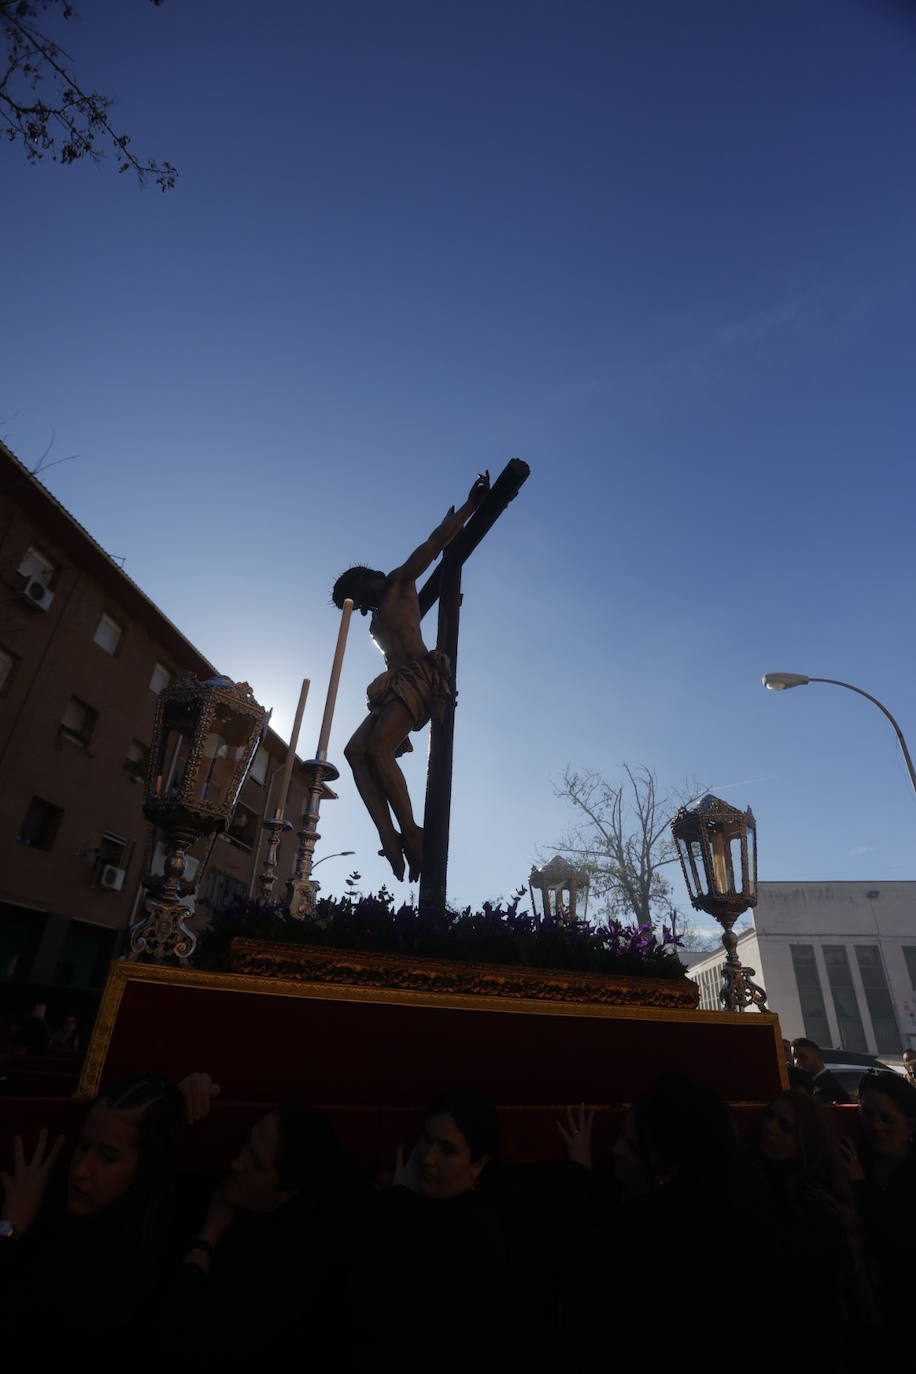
[365,701,425,881]
[345,714,406,879]
[345,705,421,881]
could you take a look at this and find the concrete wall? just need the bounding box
[685,881,916,1053]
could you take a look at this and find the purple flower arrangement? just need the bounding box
[198,885,685,980]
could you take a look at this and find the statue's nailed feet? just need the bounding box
[379,837,406,882]
[403,826,423,883]
[378,826,422,882]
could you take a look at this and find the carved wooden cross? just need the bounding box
[417,458,530,910]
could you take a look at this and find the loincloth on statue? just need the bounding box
[365,651,452,757]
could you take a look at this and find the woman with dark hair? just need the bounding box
[161,1101,356,1368]
[749,1091,877,1360]
[757,1089,836,1176]
[559,1071,756,1363]
[408,1087,500,1200]
[0,1073,184,1357]
[840,1070,916,1339]
[351,1087,530,1369]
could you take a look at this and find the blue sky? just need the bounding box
[4,0,916,932]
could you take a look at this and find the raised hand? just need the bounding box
[0,1128,65,1234]
[179,1071,221,1125]
[468,470,490,507]
[557,1103,595,1170]
[392,1139,423,1194]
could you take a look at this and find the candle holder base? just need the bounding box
[287,876,322,920]
[129,896,197,964]
[129,824,200,964]
[284,759,339,921]
[257,816,293,901]
[721,961,769,1013]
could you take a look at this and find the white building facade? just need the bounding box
[686,882,916,1055]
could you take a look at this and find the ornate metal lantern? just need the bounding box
[131,674,269,963]
[670,794,767,1012]
[528,855,590,921]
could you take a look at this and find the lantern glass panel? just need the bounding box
[156,727,192,798]
[675,837,695,898]
[748,823,758,898]
[708,827,730,895]
[730,836,744,893]
[198,721,252,809]
[686,840,704,896]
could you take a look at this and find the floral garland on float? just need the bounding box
[196,885,694,1009]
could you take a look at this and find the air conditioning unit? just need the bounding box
[98,865,126,891]
[21,578,54,611]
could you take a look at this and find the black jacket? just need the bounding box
[811,1069,851,1105]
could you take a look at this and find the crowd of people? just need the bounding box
[1,1046,915,1370]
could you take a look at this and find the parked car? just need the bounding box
[820,1049,903,1098]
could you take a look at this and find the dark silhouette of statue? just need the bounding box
[332,473,490,882]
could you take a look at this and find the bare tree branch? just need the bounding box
[547,763,704,938]
[1,1,176,189]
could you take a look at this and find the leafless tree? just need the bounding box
[549,763,703,937]
[1,1,176,188]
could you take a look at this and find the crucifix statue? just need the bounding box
[332,458,529,909]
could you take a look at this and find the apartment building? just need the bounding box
[0,441,318,992]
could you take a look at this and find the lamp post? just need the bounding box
[762,673,916,796]
[671,794,767,1013]
[131,674,269,963]
[312,850,355,869]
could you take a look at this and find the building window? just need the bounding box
[0,645,16,694]
[54,921,116,989]
[203,867,248,912]
[124,740,149,783]
[17,545,56,586]
[93,833,128,888]
[149,662,171,694]
[854,946,900,1056]
[904,946,916,993]
[0,906,45,982]
[822,946,868,1053]
[93,613,123,655]
[691,962,723,1012]
[226,803,258,850]
[59,697,97,748]
[249,746,269,786]
[790,944,831,1045]
[18,796,64,850]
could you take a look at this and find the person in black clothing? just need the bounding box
[749,1090,877,1362]
[164,1101,355,1369]
[558,1072,761,1369]
[0,1074,184,1364]
[839,1071,916,1352]
[902,1049,916,1090]
[351,1087,530,1371]
[791,1037,851,1104]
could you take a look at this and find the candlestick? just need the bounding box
[316,598,353,761]
[274,678,310,820]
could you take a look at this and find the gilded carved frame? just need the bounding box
[78,958,789,1101]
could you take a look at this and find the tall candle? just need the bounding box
[316,598,353,761]
[274,678,310,820]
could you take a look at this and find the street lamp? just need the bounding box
[312,850,355,869]
[762,673,916,796]
[671,794,768,1013]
